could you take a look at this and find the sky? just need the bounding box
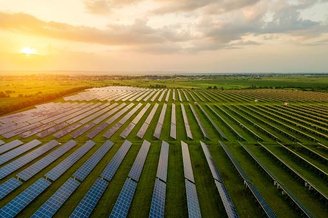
[0,0,328,73]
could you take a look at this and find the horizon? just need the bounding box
[1,0,328,73]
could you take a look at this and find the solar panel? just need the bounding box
[185,180,202,218]
[0,139,23,154]
[214,180,238,218]
[45,140,95,181]
[149,178,166,218]
[136,104,159,139]
[74,141,113,182]
[0,178,22,200]
[0,178,51,217]
[0,139,41,165]
[128,140,151,182]
[153,104,167,139]
[120,104,151,138]
[101,140,132,181]
[156,141,169,182]
[104,103,142,138]
[32,178,80,218]
[70,178,108,218]
[170,104,176,139]
[109,178,138,218]
[0,140,58,180]
[17,140,77,181]
[181,141,195,183]
[189,104,209,139]
[200,141,222,182]
[181,104,193,139]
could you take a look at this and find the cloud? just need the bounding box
[154,0,261,14]
[0,12,187,47]
[1,0,328,53]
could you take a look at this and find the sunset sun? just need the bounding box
[20,47,36,55]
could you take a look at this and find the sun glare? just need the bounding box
[20,47,36,55]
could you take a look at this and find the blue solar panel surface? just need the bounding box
[45,140,95,181]
[70,178,108,218]
[185,180,202,218]
[0,178,22,200]
[0,139,41,165]
[32,178,80,218]
[74,141,113,182]
[109,178,137,218]
[0,140,58,179]
[128,140,150,182]
[101,140,132,181]
[17,140,77,181]
[181,141,195,183]
[149,178,166,218]
[0,139,23,154]
[156,141,169,182]
[0,178,51,217]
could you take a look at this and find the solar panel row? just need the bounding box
[101,140,132,181]
[156,141,169,182]
[0,140,58,179]
[0,139,23,155]
[45,140,95,181]
[153,104,167,139]
[0,139,41,165]
[109,178,138,218]
[181,142,202,218]
[104,103,142,138]
[128,140,151,182]
[74,141,113,182]
[189,104,209,139]
[170,104,176,139]
[196,103,227,140]
[149,178,166,218]
[17,140,77,181]
[136,104,159,139]
[32,178,80,218]
[70,178,108,218]
[120,103,151,138]
[181,104,193,139]
[181,141,195,183]
[185,179,202,218]
[0,178,51,217]
[0,178,22,200]
[200,141,238,218]
[88,103,132,139]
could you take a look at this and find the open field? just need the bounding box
[1,74,327,116]
[0,79,328,218]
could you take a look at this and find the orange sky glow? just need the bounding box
[0,0,328,73]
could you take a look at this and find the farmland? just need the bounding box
[0,78,328,218]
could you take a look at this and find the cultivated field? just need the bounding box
[0,85,327,218]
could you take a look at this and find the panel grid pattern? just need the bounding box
[101,140,132,181]
[149,178,166,218]
[45,140,95,181]
[17,140,77,181]
[73,141,113,182]
[32,178,80,218]
[70,178,108,218]
[109,178,138,218]
[185,180,202,218]
[0,178,51,217]
[0,178,22,200]
[128,140,151,182]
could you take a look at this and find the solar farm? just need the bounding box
[0,86,327,218]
